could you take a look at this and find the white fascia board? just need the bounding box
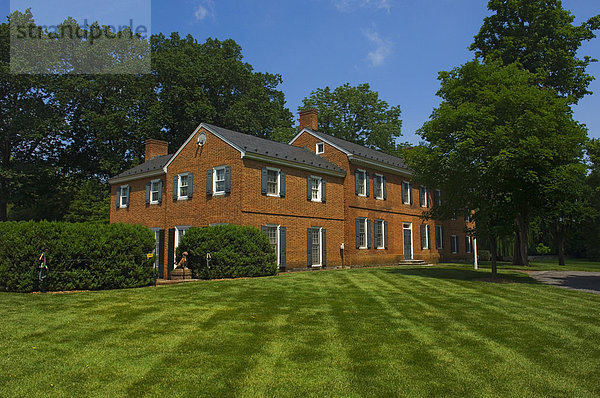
[244,152,346,178]
[162,123,247,172]
[348,155,412,177]
[289,128,351,155]
[108,169,165,185]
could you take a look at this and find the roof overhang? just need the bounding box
[349,155,412,176]
[289,128,352,155]
[108,169,165,185]
[244,152,346,178]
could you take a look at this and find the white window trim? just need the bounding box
[174,225,190,263]
[266,224,281,266]
[422,224,430,250]
[375,220,385,249]
[466,236,472,253]
[402,181,412,205]
[451,235,458,254]
[150,179,161,204]
[311,227,323,267]
[435,189,442,206]
[316,142,324,154]
[119,185,129,208]
[266,167,281,197]
[403,222,414,259]
[374,174,384,200]
[359,218,368,250]
[150,228,160,269]
[311,175,322,202]
[357,169,367,197]
[213,166,226,196]
[420,186,428,208]
[177,173,190,201]
[436,226,444,250]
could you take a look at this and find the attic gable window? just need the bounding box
[316,142,324,154]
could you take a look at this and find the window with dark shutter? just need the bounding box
[279,227,286,268]
[307,228,313,266]
[206,169,213,195]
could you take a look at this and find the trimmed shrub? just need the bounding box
[178,225,277,279]
[478,250,491,261]
[0,222,156,292]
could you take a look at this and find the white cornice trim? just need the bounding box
[108,169,165,185]
[244,152,346,177]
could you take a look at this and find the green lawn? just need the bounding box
[443,258,600,272]
[1,267,599,397]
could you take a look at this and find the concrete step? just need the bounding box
[398,259,433,266]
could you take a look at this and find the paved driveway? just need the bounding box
[529,271,600,295]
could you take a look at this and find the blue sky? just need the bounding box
[4,0,600,144]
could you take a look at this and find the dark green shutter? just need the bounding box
[157,180,163,203]
[261,168,268,195]
[206,169,213,195]
[280,171,285,197]
[261,225,268,233]
[321,229,326,267]
[307,176,312,201]
[421,224,426,249]
[124,186,129,207]
[367,219,372,249]
[167,228,175,279]
[384,221,389,249]
[158,229,165,278]
[383,177,387,200]
[355,218,360,248]
[354,170,359,195]
[409,183,412,205]
[322,179,326,203]
[402,183,407,203]
[365,172,370,197]
[427,225,431,250]
[145,182,151,204]
[173,175,178,200]
[225,166,231,193]
[116,187,121,209]
[280,227,286,268]
[307,228,312,266]
[188,173,193,198]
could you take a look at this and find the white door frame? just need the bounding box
[403,222,413,260]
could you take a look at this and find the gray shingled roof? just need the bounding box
[109,154,172,182]
[204,124,346,174]
[303,128,409,170]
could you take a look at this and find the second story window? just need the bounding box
[176,173,193,200]
[434,189,442,206]
[267,169,279,195]
[150,180,161,204]
[206,166,231,196]
[261,167,285,197]
[374,174,385,200]
[214,166,226,194]
[119,185,129,208]
[402,181,412,205]
[420,186,428,207]
[311,177,321,201]
[355,169,368,197]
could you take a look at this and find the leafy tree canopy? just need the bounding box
[300,83,402,155]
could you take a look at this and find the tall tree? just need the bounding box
[404,60,587,271]
[300,83,402,155]
[471,0,600,103]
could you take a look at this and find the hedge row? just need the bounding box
[177,225,278,279]
[0,222,156,292]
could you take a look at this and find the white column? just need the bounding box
[473,237,478,270]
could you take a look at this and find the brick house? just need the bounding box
[109,110,472,278]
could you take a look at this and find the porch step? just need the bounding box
[398,259,432,266]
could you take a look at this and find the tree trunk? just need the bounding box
[0,200,6,222]
[512,215,529,266]
[557,222,566,266]
[489,236,498,278]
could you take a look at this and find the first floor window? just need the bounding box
[263,225,286,267]
[358,218,367,249]
[150,180,161,204]
[450,235,458,254]
[465,236,472,253]
[266,225,279,260]
[119,185,129,208]
[421,224,431,250]
[174,226,190,263]
[436,225,444,249]
[312,227,321,266]
[214,166,226,194]
[152,229,160,269]
[374,220,386,249]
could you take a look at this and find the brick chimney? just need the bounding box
[145,139,169,162]
[299,109,319,131]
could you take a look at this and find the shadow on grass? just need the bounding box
[382,266,538,284]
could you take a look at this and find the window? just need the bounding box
[119,185,129,208]
[151,228,161,269]
[214,166,226,194]
[357,218,368,249]
[450,235,458,254]
[465,236,472,253]
[174,226,190,263]
[356,169,367,196]
[150,180,161,204]
[402,181,412,204]
[312,227,321,266]
[421,224,431,250]
[434,189,442,206]
[265,225,280,265]
[316,142,324,154]
[178,173,189,199]
[419,186,428,207]
[436,225,444,249]
[267,168,280,196]
[311,176,322,202]
[374,220,386,249]
[374,174,384,200]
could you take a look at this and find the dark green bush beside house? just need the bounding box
[0,222,156,292]
[177,225,278,279]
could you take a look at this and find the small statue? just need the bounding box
[176,251,189,269]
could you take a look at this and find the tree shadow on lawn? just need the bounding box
[382,266,538,284]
